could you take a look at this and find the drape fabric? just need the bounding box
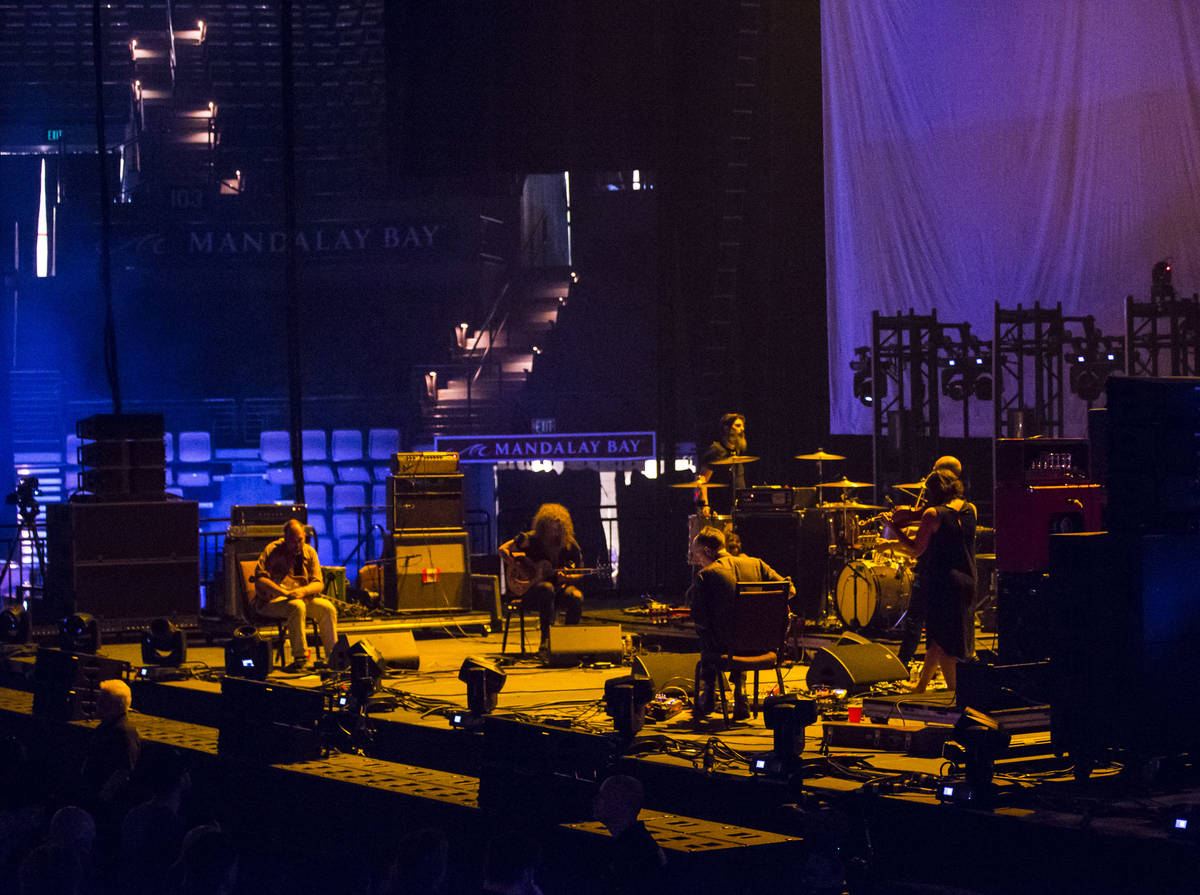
[823,1,1200,433]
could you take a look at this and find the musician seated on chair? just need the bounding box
[499,502,584,656]
[251,519,337,672]
[687,525,794,720]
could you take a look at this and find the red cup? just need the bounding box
[847,703,863,723]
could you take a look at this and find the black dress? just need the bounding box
[914,503,976,659]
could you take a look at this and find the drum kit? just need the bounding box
[677,447,917,634]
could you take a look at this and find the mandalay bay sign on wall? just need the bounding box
[435,432,656,463]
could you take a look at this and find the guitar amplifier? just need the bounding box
[231,505,307,527]
[735,486,815,512]
[391,452,460,476]
[387,476,464,530]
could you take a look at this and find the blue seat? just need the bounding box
[332,512,360,539]
[332,484,365,511]
[302,430,327,462]
[368,428,399,481]
[260,430,290,464]
[332,429,371,482]
[304,464,337,485]
[178,431,212,463]
[303,484,328,510]
[331,429,362,462]
[307,513,328,536]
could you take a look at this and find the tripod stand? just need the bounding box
[1,488,46,603]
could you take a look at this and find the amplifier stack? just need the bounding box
[381,452,471,612]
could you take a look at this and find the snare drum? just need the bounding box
[835,559,912,631]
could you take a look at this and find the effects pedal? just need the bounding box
[646,694,685,722]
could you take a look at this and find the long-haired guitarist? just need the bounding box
[499,502,585,655]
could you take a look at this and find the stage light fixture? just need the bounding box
[224,625,271,681]
[350,640,386,704]
[424,370,438,401]
[141,618,187,667]
[603,675,655,739]
[1152,259,1175,300]
[850,346,886,407]
[943,707,1012,800]
[60,614,100,654]
[458,656,506,717]
[0,602,32,646]
[759,693,818,766]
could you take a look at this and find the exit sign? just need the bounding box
[47,129,63,141]
[532,418,556,434]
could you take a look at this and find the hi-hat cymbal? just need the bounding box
[818,476,873,489]
[708,454,759,466]
[821,501,883,511]
[794,449,846,461]
[669,480,728,489]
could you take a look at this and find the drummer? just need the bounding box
[695,412,750,515]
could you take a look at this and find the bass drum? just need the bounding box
[835,559,912,631]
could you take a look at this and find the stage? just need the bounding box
[3,603,1199,895]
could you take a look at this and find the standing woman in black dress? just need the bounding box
[882,468,976,692]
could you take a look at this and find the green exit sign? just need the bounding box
[47,129,63,141]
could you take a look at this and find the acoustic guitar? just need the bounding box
[502,551,593,596]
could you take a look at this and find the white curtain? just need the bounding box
[823,0,1200,433]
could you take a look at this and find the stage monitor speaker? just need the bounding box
[384,531,471,612]
[546,625,623,667]
[356,632,420,671]
[632,652,701,696]
[805,641,907,694]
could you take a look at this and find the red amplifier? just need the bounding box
[994,484,1104,573]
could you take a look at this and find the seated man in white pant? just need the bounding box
[251,519,337,672]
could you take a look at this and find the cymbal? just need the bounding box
[794,450,846,461]
[708,454,759,466]
[669,480,728,489]
[892,482,926,491]
[821,501,883,511]
[818,476,873,489]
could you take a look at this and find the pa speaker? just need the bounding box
[805,641,907,694]
[546,625,623,667]
[632,652,701,696]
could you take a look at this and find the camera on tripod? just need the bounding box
[5,477,41,517]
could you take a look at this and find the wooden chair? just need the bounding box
[693,579,791,724]
[238,560,323,666]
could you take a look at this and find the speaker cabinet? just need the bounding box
[45,501,200,622]
[387,476,464,530]
[805,641,907,694]
[546,624,623,667]
[733,511,827,619]
[383,531,471,612]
